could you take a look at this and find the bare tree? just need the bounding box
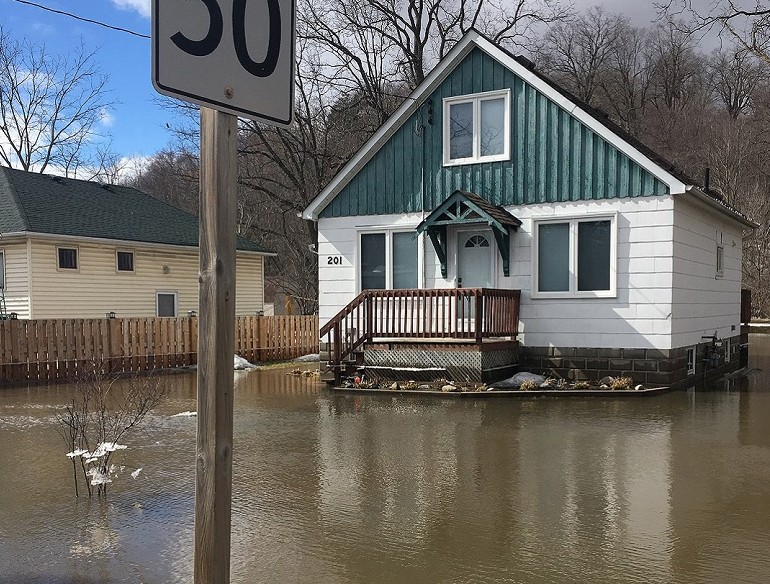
[0,28,114,174]
[536,6,628,105]
[646,23,710,111]
[298,0,569,123]
[57,363,170,498]
[710,46,768,117]
[233,41,384,314]
[657,1,770,64]
[598,24,654,134]
[130,149,200,215]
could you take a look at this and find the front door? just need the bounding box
[457,231,492,288]
[457,230,493,326]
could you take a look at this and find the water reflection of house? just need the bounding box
[303,30,755,388]
[314,396,676,581]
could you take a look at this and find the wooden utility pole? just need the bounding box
[195,107,237,584]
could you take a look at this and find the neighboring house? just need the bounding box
[0,166,272,319]
[302,30,755,387]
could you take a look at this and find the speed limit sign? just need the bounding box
[152,0,295,126]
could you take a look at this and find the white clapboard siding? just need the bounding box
[318,213,427,324]
[0,242,31,318]
[670,196,743,347]
[28,238,264,319]
[318,197,681,349]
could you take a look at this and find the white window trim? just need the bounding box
[443,89,511,166]
[56,246,79,271]
[0,249,5,290]
[687,346,696,375]
[531,212,618,299]
[116,249,135,273]
[357,229,424,292]
[156,291,178,317]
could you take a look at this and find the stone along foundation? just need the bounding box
[520,334,745,389]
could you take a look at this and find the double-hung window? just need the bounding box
[360,231,419,291]
[533,215,617,298]
[443,90,510,166]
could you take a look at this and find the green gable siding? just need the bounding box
[321,48,669,218]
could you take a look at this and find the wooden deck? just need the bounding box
[320,288,520,382]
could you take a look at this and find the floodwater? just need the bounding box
[1,341,770,584]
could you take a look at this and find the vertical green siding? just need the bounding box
[320,48,669,218]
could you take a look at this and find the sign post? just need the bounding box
[152,1,295,582]
[195,107,237,583]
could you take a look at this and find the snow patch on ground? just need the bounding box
[131,468,142,479]
[234,355,259,370]
[492,372,546,389]
[293,353,320,362]
[171,411,197,418]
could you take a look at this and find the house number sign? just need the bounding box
[327,256,344,266]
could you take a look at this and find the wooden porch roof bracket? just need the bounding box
[415,190,521,277]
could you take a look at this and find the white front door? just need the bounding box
[457,231,493,288]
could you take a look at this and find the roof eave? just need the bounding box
[681,187,758,229]
[5,231,276,255]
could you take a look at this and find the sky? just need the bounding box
[0,0,708,169]
[1,0,167,170]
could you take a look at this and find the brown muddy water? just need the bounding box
[2,339,770,584]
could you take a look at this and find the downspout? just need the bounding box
[26,237,33,319]
[417,100,432,287]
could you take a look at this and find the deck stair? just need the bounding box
[320,288,521,385]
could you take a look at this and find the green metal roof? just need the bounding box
[0,166,270,253]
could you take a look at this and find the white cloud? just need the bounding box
[117,154,153,180]
[99,108,115,128]
[110,0,151,19]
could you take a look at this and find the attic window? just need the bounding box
[117,250,135,272]
[443,90,510,166]
[57,247,78,270]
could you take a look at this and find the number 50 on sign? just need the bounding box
[152,0,295,126]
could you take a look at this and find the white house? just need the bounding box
[0,166,272,319]
[303,30,755,387]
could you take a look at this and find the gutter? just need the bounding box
[681,187,758,230]
[0,231,277,257]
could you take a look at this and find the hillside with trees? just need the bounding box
[123,1,770,316]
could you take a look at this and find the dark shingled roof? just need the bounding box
[458,191,522,230]
[0,166,269,253]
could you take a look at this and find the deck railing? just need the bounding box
[320,288,520,378]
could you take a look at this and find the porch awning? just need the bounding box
[415,190,521,278]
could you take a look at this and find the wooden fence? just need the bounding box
[0,315,318,385]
